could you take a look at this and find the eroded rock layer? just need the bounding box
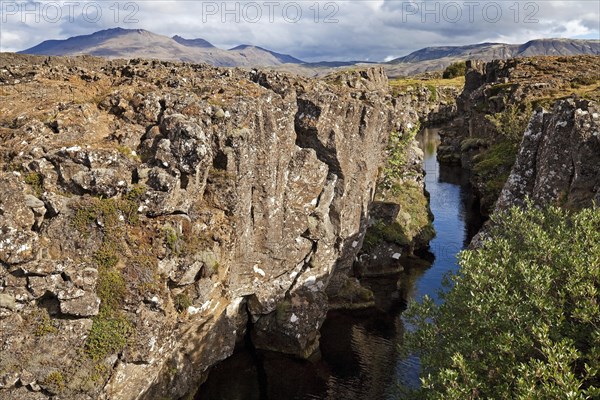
[0,55,417,400]
[497,98,600,210]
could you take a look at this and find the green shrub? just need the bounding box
[485,102,532,143]
[42,371,66,393]
[426,85,437,102]
[442,62,466,79]
[403,203,600,399]
[174,293,192,313]
[24,172,44,196]
[379,121,421,191]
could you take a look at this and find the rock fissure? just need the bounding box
[0,56,417,400]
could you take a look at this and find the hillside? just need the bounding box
[385,38,600,76]
[19,27,304,67]
[18,29,600,75]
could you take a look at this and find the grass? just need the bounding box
[473,140,519,202]
[34,308,59,337]
[488,82,516,97]
[115,145,141,162]
[85,308,132,362]
[389,76,465,91]
[42,371,66,393]
[24,172,44,196]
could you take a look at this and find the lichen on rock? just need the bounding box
[0,54,418,400]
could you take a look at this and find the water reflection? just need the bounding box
[197,127,484,400]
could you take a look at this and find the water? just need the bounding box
[197,127,484,400]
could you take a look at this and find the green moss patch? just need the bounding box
[472,140,519,203]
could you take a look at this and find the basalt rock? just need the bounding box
[439,55,600,214]
[0,54,420,400]
[496,98,600,210]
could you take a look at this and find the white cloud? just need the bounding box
[0,1,598,61]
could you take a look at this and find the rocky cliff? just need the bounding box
[496,98,600,210]
[438,55,600,214]
[0,54,421,399]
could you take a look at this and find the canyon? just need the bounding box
[0,53,598,400]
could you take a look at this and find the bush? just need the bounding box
[442,62,466,79]
[485,102,533,143]
[403,203,600,399]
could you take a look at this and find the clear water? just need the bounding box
[197,127,484,400]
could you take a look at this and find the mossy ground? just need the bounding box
[69,189,151,364]
[365,181,435,252]
[24,171,44,196]
[472,141,519,204]
[366,121,435,253]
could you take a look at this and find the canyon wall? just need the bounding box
[0,55,421,399]
[437,55,600,214]
[496,98,600,211]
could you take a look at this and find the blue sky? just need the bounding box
[1,1,599,61]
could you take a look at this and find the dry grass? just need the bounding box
[389,76,465,90]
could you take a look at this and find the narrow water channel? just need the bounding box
[196,127,484,400]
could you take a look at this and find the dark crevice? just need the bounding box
[131,169,140,184]
[284,241,317,299]
[244,302,268,400]
[46,120,59,134]
[212,150,228,170]
[36,293,61,316]
[180,173,190,190]
[294,98,344,180]
[157,99,167,124]
[145,210,189,219]
[358,106,369,137]
[250,186,255,226]
[61,272,71,282]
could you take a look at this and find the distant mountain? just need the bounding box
[18,30,599,75]
[19,27,304,67]
[229,44,303,64]
[386,38,600,76]
[171,35,215,49]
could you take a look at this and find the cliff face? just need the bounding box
[496,99,600,210]
[0,55,418,399]
[438,55,600,214]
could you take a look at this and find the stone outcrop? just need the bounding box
[0,55,419,399]
[496,99,600,210]
[391,83,459,125]
[438,55,600,214]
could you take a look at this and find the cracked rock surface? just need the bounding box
[496,98,600,210]
[0,54,419,400]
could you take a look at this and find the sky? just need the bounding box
[0,0,599,62]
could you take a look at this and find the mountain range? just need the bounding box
[385,39,600,75]
[20,27,304,67]
[18,28,600,76]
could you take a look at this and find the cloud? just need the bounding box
[0,0,598,61]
